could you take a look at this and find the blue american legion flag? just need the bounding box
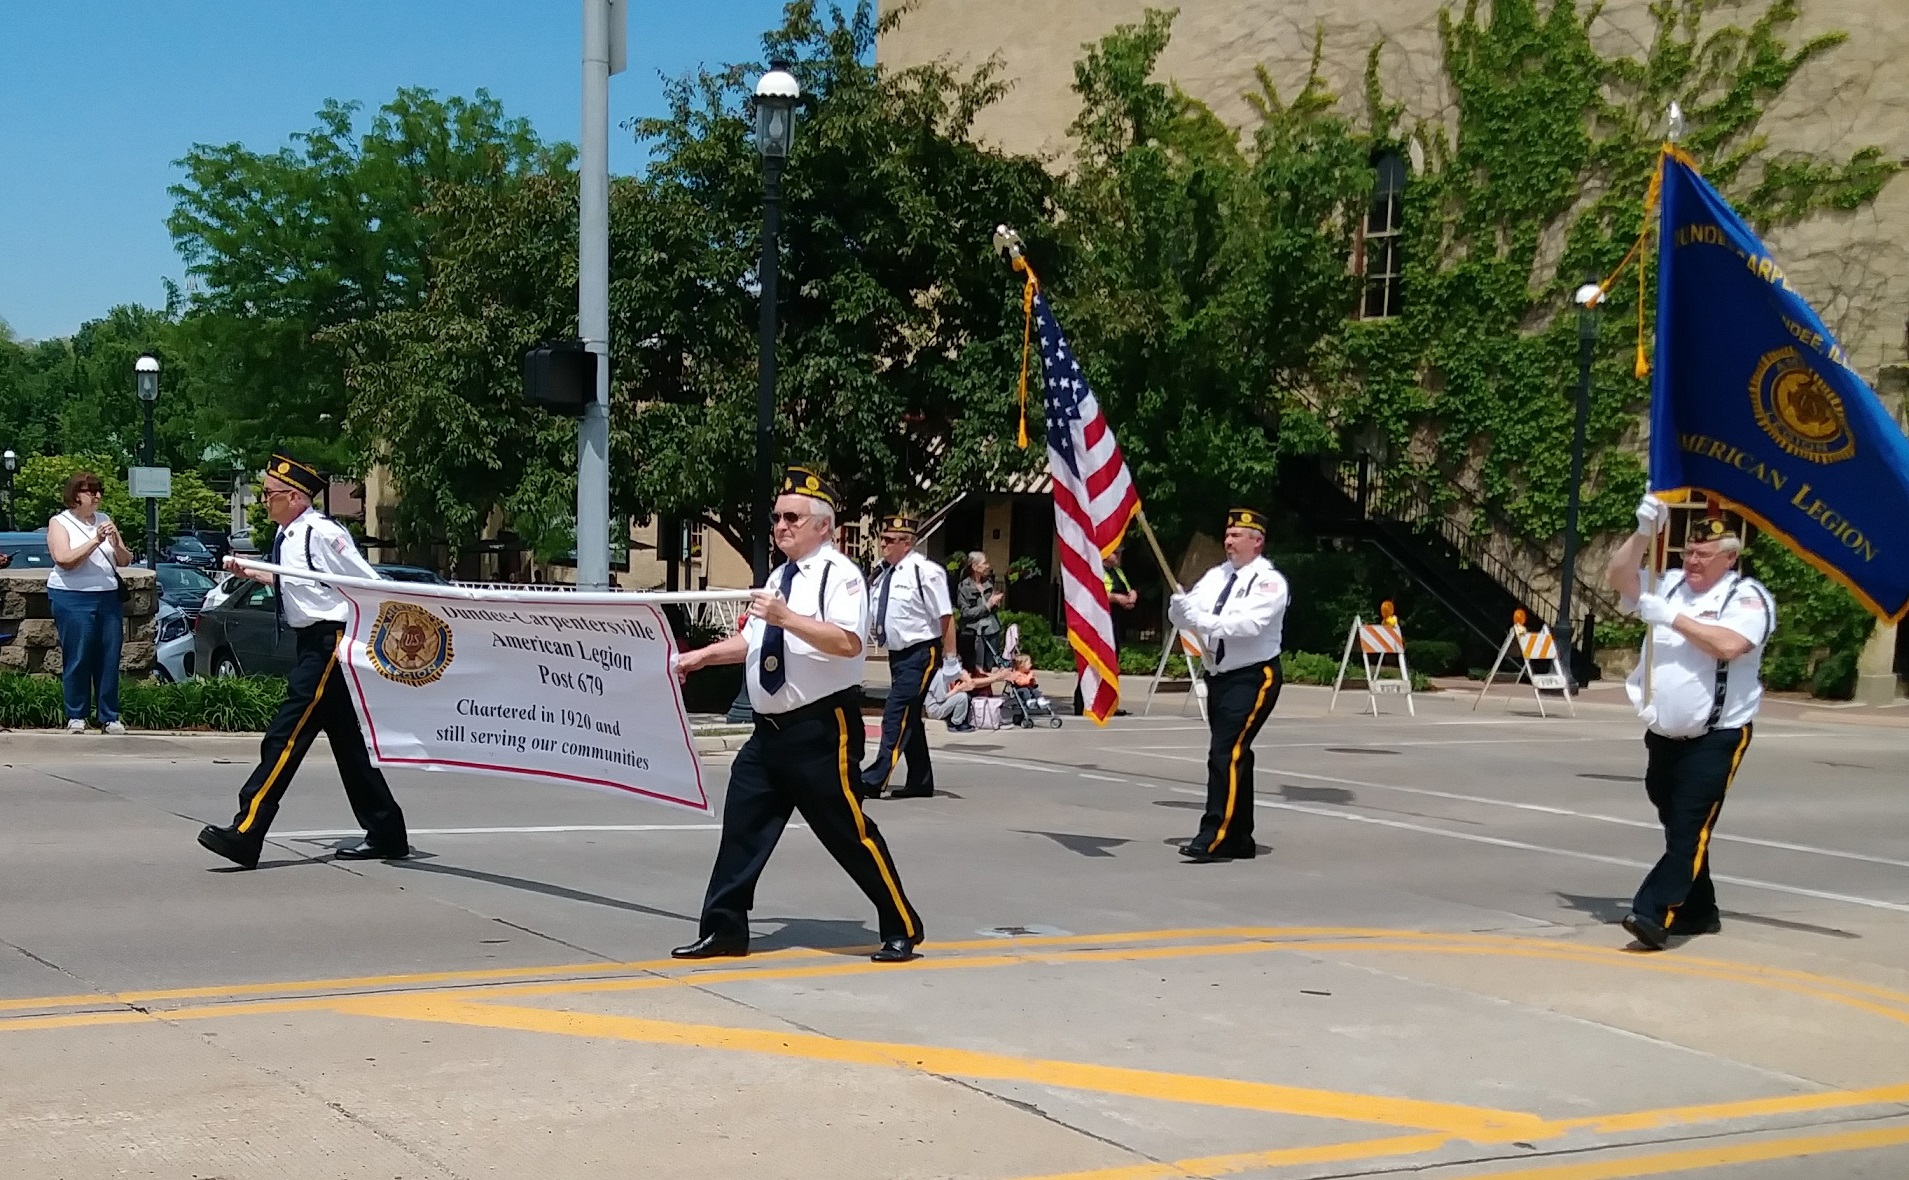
[1035,291,1140,723]
[1650,152,1909,620]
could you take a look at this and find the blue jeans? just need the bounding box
[48,587,122,724]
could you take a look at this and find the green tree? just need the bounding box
[169,88,570,473]
[14,453,228,552]
[335,1,1055,560]
[1051,13,1373,547]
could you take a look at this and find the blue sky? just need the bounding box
[0,0,794,341]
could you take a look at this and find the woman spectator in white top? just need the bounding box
[45,470,133,734]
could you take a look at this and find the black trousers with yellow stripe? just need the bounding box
[228,622,407,849]
[862,639,939,795]
[701,688,923,945]
[1192,659,1283,858]
[1634,725,1752,931]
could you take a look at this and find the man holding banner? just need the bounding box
[197,453,410,870]
[671,468,924,964]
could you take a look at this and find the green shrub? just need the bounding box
[1279,651,1342,686]
[1404,640,1463,677]
[0,672,286,730]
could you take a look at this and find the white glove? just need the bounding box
[1169,592,1189,611]
[1636,594,1680,628]
[1634,494,1670,536]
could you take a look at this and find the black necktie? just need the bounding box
[757,560,800,694]
[1209,570,1238,666]
[874,563,895,647]
[269,527,287,637]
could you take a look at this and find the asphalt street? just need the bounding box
[3,681,1908,1179]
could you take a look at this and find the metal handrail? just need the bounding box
[1335,459,1620,627]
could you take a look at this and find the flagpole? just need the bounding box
[1134,510,1184,595]
[1640,103,1682,711]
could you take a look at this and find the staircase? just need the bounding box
[1281,456,1619,680]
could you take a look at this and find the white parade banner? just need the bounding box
[236,562,750,815]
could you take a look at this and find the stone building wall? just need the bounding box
[878,0,1909,375]
[0,568,159,676]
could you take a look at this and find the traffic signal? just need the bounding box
[523,340,596,416]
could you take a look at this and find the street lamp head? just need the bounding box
[1574,283,1604,309]
[1,450,14,473]
[134,353,161,402]
[754,61,800,160]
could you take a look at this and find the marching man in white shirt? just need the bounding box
[1606,495,1775,950]
[1167,508,1291,863]
[860,513,957,800]
[197,452,409,870]
[672,468,925,963]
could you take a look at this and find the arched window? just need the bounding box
[1357,152,1407,319]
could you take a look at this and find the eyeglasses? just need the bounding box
[75,487,103,496]
[772,511,812,526]
[262,487,298,501]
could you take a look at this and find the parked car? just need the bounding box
[0,530,54,569]
[154,601,195,683]
[201,572,250,613]
[154,562,216,619]
[178,528,235,561]
[195,577,294,677]
[161,535,219,570]
[373,563,448,584]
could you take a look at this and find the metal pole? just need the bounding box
[575,0,614,590]
[1555,288,1596,689]
[143,401,158,569]
[727,153,785,724]
[753,156,784,584]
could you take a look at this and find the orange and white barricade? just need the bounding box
[1143,628,1209,720]
[1328,604,1415,716]
[1474,610,1575,717]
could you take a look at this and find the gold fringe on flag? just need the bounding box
[1012,254,1039,450]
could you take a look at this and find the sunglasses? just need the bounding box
[772,511,813,526]
[75,487,103,496]
[881,534,910,544]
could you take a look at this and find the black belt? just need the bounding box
[1210,657,1278,680]
[754,687,861,731]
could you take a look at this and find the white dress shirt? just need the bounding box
[273,508,380,628]
[1168,556,1289,674]
[870,549,953,649]
[744,543,869,714]
[1623,570,1774,737]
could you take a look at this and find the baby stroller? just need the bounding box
[987,625,1063,729]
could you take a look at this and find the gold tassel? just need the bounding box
[1634,229,1652,381]
[1012,255,1039,450]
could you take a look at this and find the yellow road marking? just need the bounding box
[335,995,1548,1137]
[1019,1133,1455,1179]
[0,925,1364,1014]
[1434,1122,1909,1179]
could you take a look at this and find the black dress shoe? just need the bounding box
[1699,916,1723,935]
[197,825,260,870]
[334,839,411,860]
[886,788,935,799]
[672,933,749,960]
[871,937,919,963]
[1623,912,1668,950]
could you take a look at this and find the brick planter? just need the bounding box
[0,568,160,676]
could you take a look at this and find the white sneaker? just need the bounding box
[65,719,86,734]
[103,721,127,736]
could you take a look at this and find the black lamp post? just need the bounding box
[135,355,160,569]
[2,449,16,531]
[1554,282,1600,689]
[726,61,801,724]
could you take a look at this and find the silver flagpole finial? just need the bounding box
[1667,101,1685,143]
[993,224,1025,262]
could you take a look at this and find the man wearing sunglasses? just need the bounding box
[672,467,925,964]
[196,452,409,871]
[858,513,956,801]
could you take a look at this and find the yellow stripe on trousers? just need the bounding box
[876,644,939,789]
[1209,665,1275,852]
[237,645,337,834]
[835,706,917,940]
[1666,724,1752,931]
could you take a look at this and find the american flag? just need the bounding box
[1037,292,1140,724]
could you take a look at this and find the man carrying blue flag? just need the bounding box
[1606,499,1774,950]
